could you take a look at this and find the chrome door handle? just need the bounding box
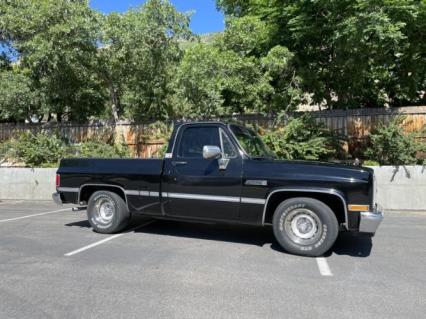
[172,161,187,166]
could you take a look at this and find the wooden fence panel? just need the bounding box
[1,106,425,158]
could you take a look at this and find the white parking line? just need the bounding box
[64,220,155,257]
[0,208,71,223]
[316,257,333,276]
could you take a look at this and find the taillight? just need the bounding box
[56,174,60,188]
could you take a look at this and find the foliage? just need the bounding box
[0,131,66,167]
[1,0,426,123]
[0,131,131,167]
[261,45,303,112]
[141,121,172,158]
[98,0,192,121]
[365,116,426,165]
[157,143,169,158]
[363,160,380,166]
[71,141,130,159]
[0,0,105,122]
[217,0,426,109]
[0,69,45,122]
[262,115,344,161]
[143,121,172,141]
[0,0,191,122]
[219,16,270,56]
[176,42,273,117]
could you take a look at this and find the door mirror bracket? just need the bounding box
[218,158,230,170]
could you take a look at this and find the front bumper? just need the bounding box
[359,206,383,234]
[52,192,63,205]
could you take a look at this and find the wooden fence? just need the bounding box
[1,106,425,158]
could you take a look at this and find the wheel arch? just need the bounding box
[78,184,129,209]
[262,188,348,229]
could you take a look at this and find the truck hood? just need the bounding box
[246,158,373,184]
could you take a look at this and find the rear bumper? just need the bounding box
[52,192,63,205]
[359,206,383,234]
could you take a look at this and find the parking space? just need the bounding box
[0,201,425,319]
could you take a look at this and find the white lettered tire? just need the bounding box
[272,197,339,257]
[87,191,130,234]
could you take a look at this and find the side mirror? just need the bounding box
[203,145,222,160]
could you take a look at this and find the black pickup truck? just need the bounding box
[53,121,383,256]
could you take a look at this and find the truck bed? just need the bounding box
[57,158,164,205]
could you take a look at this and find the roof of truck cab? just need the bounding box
[173,121,232,128]
[174,121,228,126]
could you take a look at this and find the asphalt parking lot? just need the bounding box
[0,200,425,319]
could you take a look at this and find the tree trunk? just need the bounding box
[109,82,120,123]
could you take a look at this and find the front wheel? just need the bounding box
[272,197,339,257]
[87,191,130,234]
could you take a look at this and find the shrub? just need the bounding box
[364,116,426,165]
[71,141,130,159]
[262,115,344,161]
[363,160,380,166]
[0,131,66,167]
[0,131,131,167]
[144,121,172,142]
[143,121,172,158]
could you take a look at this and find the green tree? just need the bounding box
[97,0,192,121]
[177,42,272,117]
[261,45,303,112]
[219,15,270,56]
[217,0,426,109]
[0,69,45,122]
[0,0,105,122]
[176,12,303,117]
[0,53,11,71]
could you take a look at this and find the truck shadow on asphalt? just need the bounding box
[65,218,372,258]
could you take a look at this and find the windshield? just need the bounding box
[230,124,275,159]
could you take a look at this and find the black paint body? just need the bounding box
[57,122,375,231]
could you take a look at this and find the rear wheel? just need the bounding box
[272,197,339,257]
[87,191,130,234]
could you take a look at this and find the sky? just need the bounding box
[90,0,225,34]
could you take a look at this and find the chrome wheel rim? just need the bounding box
[93,197,115,225]
[284,208,322,245]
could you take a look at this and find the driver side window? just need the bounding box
[177,126,220,158]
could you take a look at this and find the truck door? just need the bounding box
[163,124,242,220]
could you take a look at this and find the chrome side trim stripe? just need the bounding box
[166,193,265,204]
[241,197,266,205]
[245,180,268,186]
[60,185,266,205]
[125,190,140,196]
[127,190,160,197]
[167,192,240,203]
[57,187,79,193]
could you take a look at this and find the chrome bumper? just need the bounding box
[52,192,63,205]
[359,206,383,234]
